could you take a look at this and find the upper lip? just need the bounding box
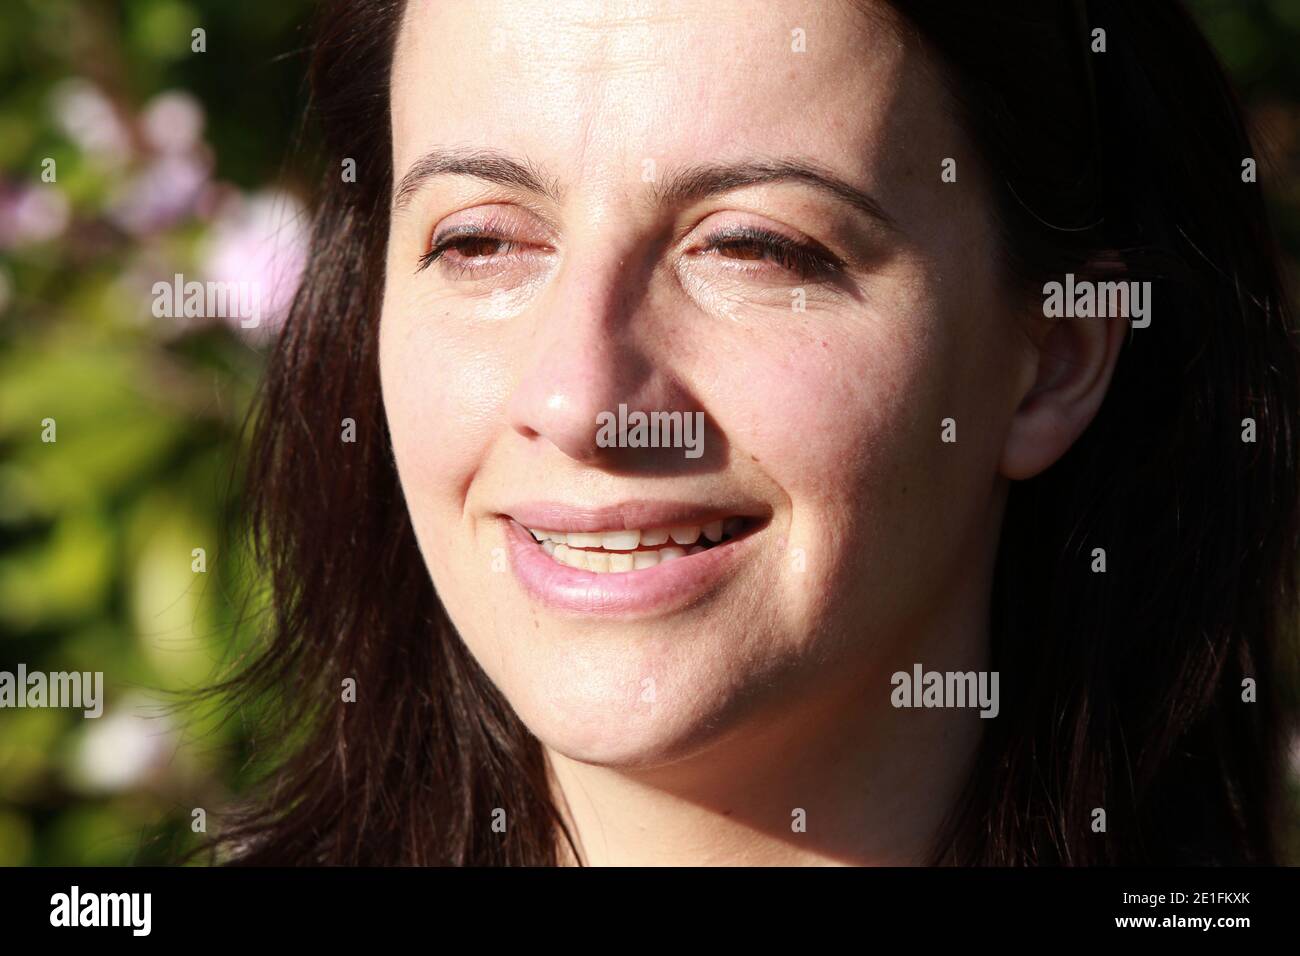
[502,500,769,532]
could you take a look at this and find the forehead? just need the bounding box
[389,0,946,201]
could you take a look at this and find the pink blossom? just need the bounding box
[199,190,308,336]
[49,78,133,167]
[0,182,70,248]
[141,90,206,155]
[108,152,213,236]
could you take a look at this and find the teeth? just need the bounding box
[523,519,748,573]
[554,544,587,570]
[601,530,640,551]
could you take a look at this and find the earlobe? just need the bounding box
[999,308,1127,481]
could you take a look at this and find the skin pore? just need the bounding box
[378,0,1124,865]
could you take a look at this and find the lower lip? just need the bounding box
[503,518,757,617]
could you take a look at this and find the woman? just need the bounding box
[198,0,1299,865]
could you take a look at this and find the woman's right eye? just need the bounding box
[416,232,524,276]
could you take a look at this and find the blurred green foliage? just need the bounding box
[0,0,313,865]
[0,0,1297,866]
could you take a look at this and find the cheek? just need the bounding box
[710,299,949,511]
[378,290,513,528]
[706,286,996,627]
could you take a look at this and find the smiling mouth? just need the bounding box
[524,517,753,573]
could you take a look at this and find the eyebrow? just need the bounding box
[392,147,563,211]
[652,158,896,230]
[392,146,896,230]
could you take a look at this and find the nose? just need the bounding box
[505,248,688,467]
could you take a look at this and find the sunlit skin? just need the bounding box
[378,0,1124,865]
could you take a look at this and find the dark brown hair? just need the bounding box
[193,0,1299,865]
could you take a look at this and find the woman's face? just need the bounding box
[379,0,1032,767]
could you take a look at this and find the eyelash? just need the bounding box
[416,225,518,275]
[415,224,842,280]
[694,226,842,280]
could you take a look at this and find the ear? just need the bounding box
[999,306,1127,480]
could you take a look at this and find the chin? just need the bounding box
[515,638,827,780]
[495,651,754,770]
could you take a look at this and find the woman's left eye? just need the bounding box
[693,226,842,280]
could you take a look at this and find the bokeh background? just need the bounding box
[1,0,1298,866]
